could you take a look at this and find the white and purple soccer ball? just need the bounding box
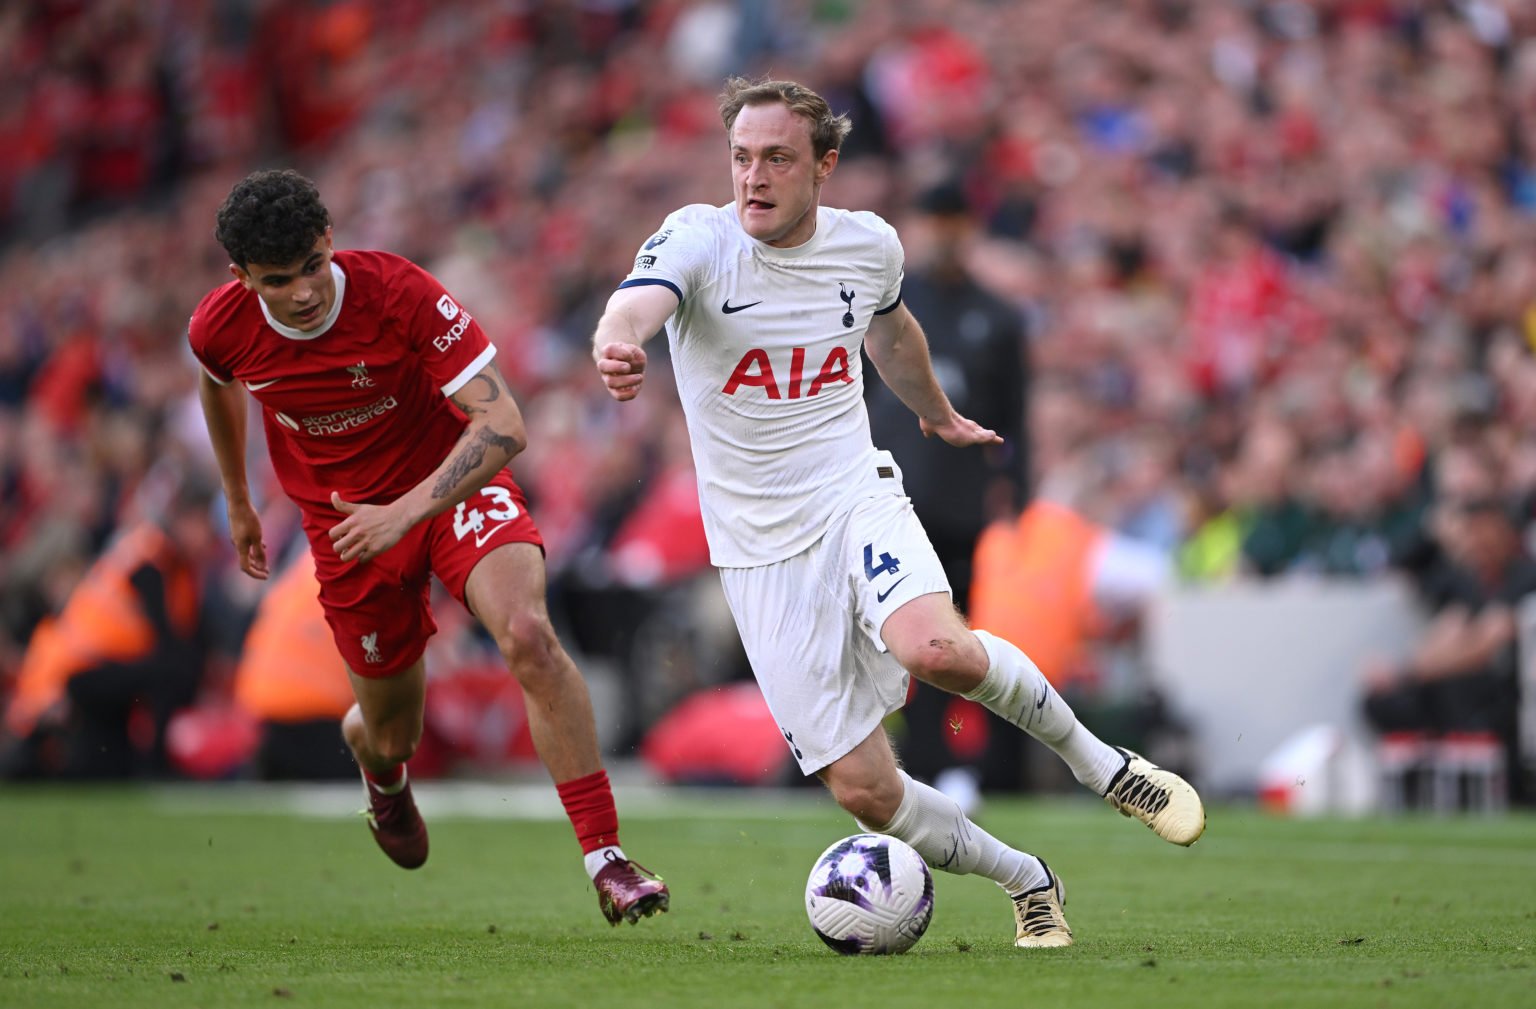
[805,833,934,955]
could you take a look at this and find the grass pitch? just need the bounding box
[1,783,1532,1009]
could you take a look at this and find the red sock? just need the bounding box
[555,770,621,854]
[364,764,405,790]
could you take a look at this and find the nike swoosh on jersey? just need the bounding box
[876,574,911,603]
[721,299,763,314]
[245,379,281,391]
[474,522,512,549]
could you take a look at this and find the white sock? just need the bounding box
[964,629,1125,794]
[584,844,627,881]
[860,770,1047,897]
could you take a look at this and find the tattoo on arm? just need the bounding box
[451,372,503,417]
[431,426,521,499]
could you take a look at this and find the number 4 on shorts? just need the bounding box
[863,543,901,580]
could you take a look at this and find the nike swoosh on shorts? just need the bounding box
[474,522,511,549]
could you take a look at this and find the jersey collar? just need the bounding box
[743,205,827,260]
[258,260,347,341]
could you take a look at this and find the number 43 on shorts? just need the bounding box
[453,485,520,546]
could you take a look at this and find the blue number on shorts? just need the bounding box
[863,543,901,580]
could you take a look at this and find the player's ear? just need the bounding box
[814,148,838,186]
[321,226,334,253]
[229,263,254,290]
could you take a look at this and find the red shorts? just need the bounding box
[303,471,543,678]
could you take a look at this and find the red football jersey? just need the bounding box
[189,249,496,513]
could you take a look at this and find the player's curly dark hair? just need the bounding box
[215,169,332,268]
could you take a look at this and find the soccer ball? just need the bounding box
[804,833,934,955]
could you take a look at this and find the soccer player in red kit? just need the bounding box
[190,169,667,926]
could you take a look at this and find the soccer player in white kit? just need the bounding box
[591,78,1205,947]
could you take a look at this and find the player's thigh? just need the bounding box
[461,540,556,642]
[880,592,985,688]
[818,724,902,796]
[427,473,549,642]
[720,554,908,776]
[842,492,953,655]
[347,657,427,732]
[307,531,435,677]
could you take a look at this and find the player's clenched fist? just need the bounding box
[595,342,647,401]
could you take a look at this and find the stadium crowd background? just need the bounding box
[2,0,1535,789]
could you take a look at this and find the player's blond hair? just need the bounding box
[718,77,852,159]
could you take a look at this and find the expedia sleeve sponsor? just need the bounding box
[387,255,488,381]
[432,309,474,353]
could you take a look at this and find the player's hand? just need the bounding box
[328,492,410,563]
[919,413,1004,448]
[226,497,269,580]
[595,342,647,401]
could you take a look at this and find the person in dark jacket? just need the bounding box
[865,180,1030,797]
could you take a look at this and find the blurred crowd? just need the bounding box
[3,0,1536,782]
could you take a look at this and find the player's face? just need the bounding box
[231,229,337,331]
[730,102,837,248]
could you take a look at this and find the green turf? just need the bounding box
[1,785,1533,1009]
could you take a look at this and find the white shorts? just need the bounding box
[719,474,951,774]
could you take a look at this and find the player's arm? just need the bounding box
[329,359,526,564]
[591,284,679,402]
[863,302,1002,448]
[1407,602,1515,679]
[197,370,269,579]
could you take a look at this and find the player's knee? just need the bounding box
[493,612,564,685]
[371,726,420,766]
[899,637,981,692]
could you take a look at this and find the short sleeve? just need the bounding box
[617,207,716,305]
[874,221,905,316]
[392,259,496,396]
[186,306,233,384]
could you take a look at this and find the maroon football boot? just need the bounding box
[593,853,670,925]
[362,774,429,869]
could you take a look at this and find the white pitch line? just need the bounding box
[151,780,841,822]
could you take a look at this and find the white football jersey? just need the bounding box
[620,203,905,567]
